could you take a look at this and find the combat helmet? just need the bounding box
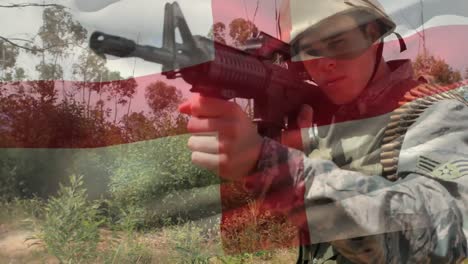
[279,0,399,59]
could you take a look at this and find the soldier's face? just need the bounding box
[297,15,380,105]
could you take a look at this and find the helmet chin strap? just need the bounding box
[365,38,385,89]
[364,32,407,89]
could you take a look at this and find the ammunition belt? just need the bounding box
[380,83,467,181]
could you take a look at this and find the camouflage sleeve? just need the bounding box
[253,99,468,263]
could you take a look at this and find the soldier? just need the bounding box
[179,0,468,263]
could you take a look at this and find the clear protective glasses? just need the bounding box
[291,26,376,61]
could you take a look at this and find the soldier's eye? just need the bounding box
[304,48,320,57]
[328,39,346,51]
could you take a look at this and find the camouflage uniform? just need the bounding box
[250,60,468,263]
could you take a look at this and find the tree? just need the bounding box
[0,40,26,104]
[0,3,143,200]
[208,22,227,44]
[412,54,462,85]
[122,77,138,116]
[105,72,137,123]
[0,40,19,79]
[228,18,258,47]
[72,51,108,116]
[121,112,158,142]
[0,3,65,53]
[31,5,88,106]
[37,6,87,56]
[145,80,187,136]
[145,81,182,117]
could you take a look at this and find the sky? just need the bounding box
[2,0,468,80]
[0,0,213,79]
[1,0,467,116]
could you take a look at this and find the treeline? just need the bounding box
[0,5,188,148]
[0,5,194,201]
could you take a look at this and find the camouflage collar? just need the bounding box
[356,60,414,114]
[335,59,415,120]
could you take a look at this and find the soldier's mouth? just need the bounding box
[323,76,346,87]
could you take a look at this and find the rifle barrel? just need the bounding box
[90,31,191,66]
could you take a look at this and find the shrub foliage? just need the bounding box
[38,175,102,263]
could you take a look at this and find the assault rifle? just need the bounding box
[89,1,324,139]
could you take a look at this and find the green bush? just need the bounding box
[36,175,102,263]
[0,148,75,199]
[99,230,153,264]
[108,135,221,226]
[0,154,21,200]
[0,197,44,226]
[166,221,218,263]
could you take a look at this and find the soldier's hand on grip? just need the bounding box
[179,94,263,181]
[281,104,314,151]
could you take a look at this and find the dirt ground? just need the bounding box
[0,224,57,263]
[0,223,297,263]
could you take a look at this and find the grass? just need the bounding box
[0,176,299,263]
[1,223,297,263]
[1,207,297,263]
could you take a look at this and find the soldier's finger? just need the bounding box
[297,104,314,128]
[178,100,192,115]
[187,117,235,136]
[188,135,219,154]
[191,151,220,174]
[281,129,304,151]
[189,94,240,118]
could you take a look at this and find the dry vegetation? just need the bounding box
[0,178,298,263]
